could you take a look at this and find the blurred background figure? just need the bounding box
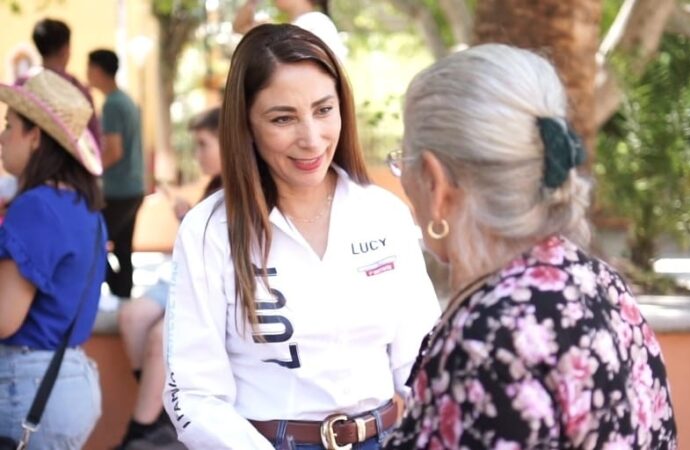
[88,49,145,301]
[31,17,101,153]
[0,68,106,449]
[114,107,221,450]
[232,0,347,61]
[0,166,17,225]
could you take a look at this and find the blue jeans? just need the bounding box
[272,407,393,450]
[0,345,101,450]
[279,437,385,450]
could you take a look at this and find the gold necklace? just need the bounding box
[285,193,334,224]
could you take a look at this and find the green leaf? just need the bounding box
[597,34,690,267]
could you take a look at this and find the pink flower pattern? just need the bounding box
[438,395,462,449]
[620,292,643,325]
[384,236,677,450]
[522,266,569,291]
[531,236,566,265]
[642,323,661,357]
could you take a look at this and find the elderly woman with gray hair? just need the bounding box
[384,44,677,449]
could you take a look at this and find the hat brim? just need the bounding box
[0,84,102,175]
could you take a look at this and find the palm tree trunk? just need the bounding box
[473,0,602,160]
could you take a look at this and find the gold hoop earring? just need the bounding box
[427,219,449,240]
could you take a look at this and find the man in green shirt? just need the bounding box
[87,49,144,299]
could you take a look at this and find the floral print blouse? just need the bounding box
[385,236,677,449]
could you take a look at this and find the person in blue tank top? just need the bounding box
[0,68,108,449]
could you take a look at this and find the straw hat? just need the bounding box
[0,68,102,175]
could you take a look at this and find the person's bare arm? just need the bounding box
[102,133,124,169]
[0,259,36,338]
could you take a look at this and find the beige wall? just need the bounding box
[0,0,159,184]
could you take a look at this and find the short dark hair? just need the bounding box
[16,113,104,212]
[188,107,220,134]
[88,49,119,77]
[32,18,71,58]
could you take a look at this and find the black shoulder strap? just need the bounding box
[24,217,103,429]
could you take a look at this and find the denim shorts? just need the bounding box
[144,279,171,309]
[0,345,101,450]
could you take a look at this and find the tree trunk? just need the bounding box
[438,0,473,46]
[594,0,676,129]
[666,2,690,38]
[630,216,657,272]
[153,11,201,182]
[155,55,176,182]
[387,0,449,59]
[473,0,602,161]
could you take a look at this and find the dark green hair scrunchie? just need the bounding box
[537,117,586,189]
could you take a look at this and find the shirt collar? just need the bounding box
[217,164,352,229]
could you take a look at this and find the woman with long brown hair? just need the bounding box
[162,24,439,449]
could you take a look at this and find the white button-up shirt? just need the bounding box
[163,167,440,449]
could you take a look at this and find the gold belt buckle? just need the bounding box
[354,417,367,442]
[320,414,351,450]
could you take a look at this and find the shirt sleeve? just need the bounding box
[388,208,441,395]
[0,193,64,295]
[87,112,103,154]
[102,97,124,135]
[162,211,275,450]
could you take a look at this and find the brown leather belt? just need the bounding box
[250,401,398,450]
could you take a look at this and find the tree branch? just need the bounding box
[603,0,675,68]
[599,0,636,58]
[665,2,690,37]
[438,0,473,45]
[595,0,676,128]
[387,0,448,59]
[594,65,624,129]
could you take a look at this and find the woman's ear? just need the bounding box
[420,150,456,221]
[28,126,41,152]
